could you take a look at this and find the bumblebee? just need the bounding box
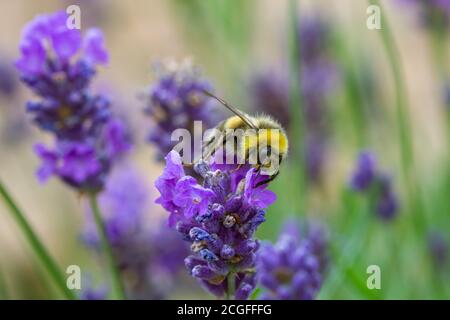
[200,90,288,187]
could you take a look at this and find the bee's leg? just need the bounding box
[254,171,279,188]
[230,163,244,173]
[183,162,194,168]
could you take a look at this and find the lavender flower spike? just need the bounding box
[155,150,277,299]
[257,221,328,300]
[144,60,219,161]
[16,11,130,191]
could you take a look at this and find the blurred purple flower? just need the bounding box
[155,150,276,299]
[16,11,129,191]
[144,60,220,161]
[0,56,18,98]
[249,70,290,129]
[399,0,450,29]
[257,221,328,300]
[349,151,399,221]
[51,28,82,62]
[300,17,338,185]
[84,28,109,65]
[305,136,327,184]
[58,142,102,185]
[102,118,131,157]
[80,288,108,300]
[299,17,338,99]
[299,17,332,64]
[376,175,398,220]
[80,283,108,300]
[83,164,189,299]
[428,231,449,270]
[305,222,329,275]
[33,144,58,183]
[248,17,338,186]
[15,38,46,76]
[349,151,377,191]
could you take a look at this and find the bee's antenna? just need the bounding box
[202,89,258,129]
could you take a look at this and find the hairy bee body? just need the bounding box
[196,90,288,186]
[203,113,289,186]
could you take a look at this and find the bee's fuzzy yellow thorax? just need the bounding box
[224,115,247,129]
[242,128,289,157]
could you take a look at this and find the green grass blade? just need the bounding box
[0,180,76,299]
[89,193,126,300]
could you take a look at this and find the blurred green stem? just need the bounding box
[226,273,235,300]
[429,21,450,226]
[320,187,386,299]
[383,223,404,298]
[319,211,377,299]
[0,180,76,299]
[0,267,10,299]
[368,0,426,234]
[88,193,126,300]
[171,0,252,97]
[334,32,369,147]
[288,0,307,214]
[249,286,261,300]
[429,25,448,81]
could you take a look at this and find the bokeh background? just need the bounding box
[0,0,449,299]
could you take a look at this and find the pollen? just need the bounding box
[191,241,207,253]
[57,105,72,120]
[223,214,237,228]
[207,275,226,285]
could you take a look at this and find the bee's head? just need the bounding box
[243,128,288,176]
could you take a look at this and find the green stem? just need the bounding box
[334,32,369,148]
[88,193,126,300]
[0,267,10,299]
[0,180,76,299]
[288,0,307,214]
[226,273,235,300]
[368,0,427,234]
[429,24,449,82]
[318,210,374,299]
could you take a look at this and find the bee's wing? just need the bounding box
[202,132,215,159]
[202,138,219,160]
[202,129,226,160]
[202,129,243,161]
[202,90,258,129]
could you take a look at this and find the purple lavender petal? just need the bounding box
[33,143,58,183]
[51,28,82,62]
[15,38,46,75]
[83,28,109,65]
[58,142,101,184]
